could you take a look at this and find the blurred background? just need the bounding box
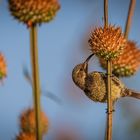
[0,0,140,139]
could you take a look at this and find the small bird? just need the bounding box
[72,54,140,103]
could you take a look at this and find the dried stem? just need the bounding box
[104,0,113,140]
[104,102,115,140]
[124,0,136,39]
[30,25,42,140]
[104,0,108,27]
[106,61,113,140]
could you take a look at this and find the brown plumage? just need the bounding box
[72,54,140,103]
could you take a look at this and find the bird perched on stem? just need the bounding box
[72,54,140,103]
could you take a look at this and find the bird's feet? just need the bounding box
[105,108,115,114]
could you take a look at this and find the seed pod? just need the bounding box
[99,41,140,77]
[20,108,49,134]
[89,25,126,60]
[9,0,60,27]
[0,53,7,80]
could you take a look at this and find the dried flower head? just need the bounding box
[53,127,84,140]
[16,132,36,140]
[100,41,140,76]
[20,108,48,134]
[0,53,7,80]
[9,0,60,27]
[88,25,126,60]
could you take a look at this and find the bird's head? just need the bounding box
[72,54,94,90]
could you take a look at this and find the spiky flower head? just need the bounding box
[9,0,60,27]
[100,41,140,77]
[0,53,7,80]
[88,25,126,60]
[16,132,36,140]
[20,108,49,134]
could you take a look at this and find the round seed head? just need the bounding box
[100,41,140,77]
[0,53,7,80]
[88,25,126,60]
[16,132,36,140]
[9,0,60,27]
[20,108,49,134]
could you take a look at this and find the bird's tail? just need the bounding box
[124,88,140,100]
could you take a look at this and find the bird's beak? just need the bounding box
[83,53,94,72]
[85,53,94,63]
[83,62,88,72]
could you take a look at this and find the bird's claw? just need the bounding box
[105,108,115,114]
[105,73,114,77]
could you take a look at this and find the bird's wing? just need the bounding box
[96,71,125,89]
[111,75,125,89]
[86,71,106,88]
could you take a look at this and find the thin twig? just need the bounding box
[124,0,136,39]
[104,102,115,140]
[106,61,113,140]
[104,0,113,140]
[104,0,108,27]
[30,25,42,140]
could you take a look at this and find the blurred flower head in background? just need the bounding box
[0,53,7,81]
[19,107,49,135]
[99,41,140,77]
[16,132,36,140]
[8,0,60,27]
[52,124,85,140]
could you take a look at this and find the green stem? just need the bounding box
[30,25,42,140]
[124,0,136,39]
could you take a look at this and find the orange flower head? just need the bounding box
[9,0,60,27]
[0,53,7,80]
[16,132,36,140]
[100,41,140,76]
[89,25,126,60]
[20,108,49,134]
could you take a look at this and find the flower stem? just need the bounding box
[124,0,136,39]
[30,25,42,140]
[104,0,108,27]
[106,60,113,140]
[104,0,113,140]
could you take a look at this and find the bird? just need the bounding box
[72,54,140,103]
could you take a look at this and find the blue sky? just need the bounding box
[0,0,140,139]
